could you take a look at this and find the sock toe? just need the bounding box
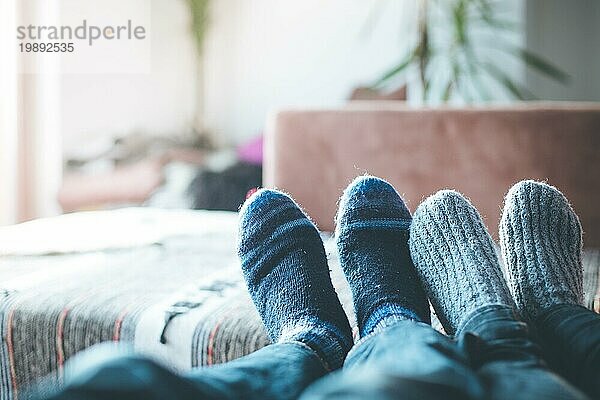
[337,176,411,225]
[238,190,296,247]
[500,180,583,320]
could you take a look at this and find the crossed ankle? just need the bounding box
[361,302,423,337]
[278,318,353,370]
[455,304,545,368]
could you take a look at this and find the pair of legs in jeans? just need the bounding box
[41,178,599,400]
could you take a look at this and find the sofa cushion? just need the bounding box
[265,102,600,245]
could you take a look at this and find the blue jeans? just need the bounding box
[535,304,600,399]
[303,305,587,400]
[38,305,594,400]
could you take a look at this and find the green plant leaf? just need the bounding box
[472,75,491,101]
[463,48,491,101]
[476,16,519,31]
[518,48,570,83]
[372,51,416,88]
[442,80,454,102]
[489,43,570,83]
[443,61,461,101]
[482,62,535,100]
[473,0,493,17]
[452,0,469,45]
[187,0,210,55]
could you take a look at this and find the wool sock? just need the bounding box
[499,180,583,321]
[409,190,515,335]
[238,189,353,370]
[336,176,430,338]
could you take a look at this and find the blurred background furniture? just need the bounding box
[265,102,600,246]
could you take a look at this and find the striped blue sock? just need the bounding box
[238,189,353,370]
[336,176,430,337]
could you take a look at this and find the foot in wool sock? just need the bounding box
[409,190,515,335]
[238,189,353,369]
[336,176,430,338]
[500,180,583,321]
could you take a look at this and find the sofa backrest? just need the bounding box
[264,102,600,246]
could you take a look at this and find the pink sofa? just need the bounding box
[264,102,600,246]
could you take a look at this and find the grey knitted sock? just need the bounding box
[409,190,515,334]
[499,180,584,321]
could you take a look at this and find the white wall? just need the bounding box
[0,0,19,224]
[525,0,600,101]
[203,0,416,144]
[61,0,198,158]
[60,0,590,154]
[202,0,527,144]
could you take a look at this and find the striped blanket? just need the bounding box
[0,208,598,399]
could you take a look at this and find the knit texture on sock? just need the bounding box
[238,189,353,369]
[500,180,584,321]
[409,190,514,335]
[336,176,430,337]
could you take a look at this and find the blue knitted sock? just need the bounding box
[238,189,353,370]
[410,190,515,335]
[336,176,430,338]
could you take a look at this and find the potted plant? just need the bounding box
[186,0,212,147]
[372,0,568,103]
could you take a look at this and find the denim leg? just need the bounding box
[301,319,484,400]
[457,304,588,400]
[534,304,600,399]
[35,342,328,400]
[186,341,328,399]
